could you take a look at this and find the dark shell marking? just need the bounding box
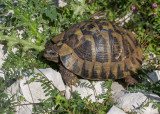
[53,19,143,80]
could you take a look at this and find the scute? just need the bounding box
[53,19,144,80]
[74,37,92,61]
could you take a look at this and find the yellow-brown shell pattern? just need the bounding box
[52,19,144,80]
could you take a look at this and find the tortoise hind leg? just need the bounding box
[59,64,79,87]
[125,75,138,86]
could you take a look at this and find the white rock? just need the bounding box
[111,82,160,113]
[0,44,19,79]
[107,105,126,114]
[111,83,159,113]
[65,80,107,103]
[115,13,132,26]
[111,82,125,95]
[5,80,21,98]
[19,76,49,103]
[135,101,159,114]
[34,68,66,92]
[133,93,160,114]
[5,10,14,16]
[38,27,43,33]
[147,70,160,83]
[0,44,7,69]
[15,104,33,114]
[53,0,72,7]
[5,68,65,114]
[65,80,97,101]
[17,29,24,39]
[94,81,107,97]
[0,70,4,79]
[58,0,67,7]
[115,91,148,111]
[0,44,7,79]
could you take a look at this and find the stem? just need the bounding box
[20,15,42,40]
[0,26,15,29]
[0,35,44,51]
[27,51,61,93]
[12,103,69,113]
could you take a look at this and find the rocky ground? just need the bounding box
[0,43,160,114]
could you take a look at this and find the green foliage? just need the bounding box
[79,81,94,89]
[2,49,46,80]
[40,5,57,22]
[153,101,160,112]
[152,1,160,34]
[0,0,57,51]
[128,1,160,55]
[56,0,90,32]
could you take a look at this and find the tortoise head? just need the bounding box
[43,40,59,63]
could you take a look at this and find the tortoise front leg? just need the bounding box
[59,64,79,87]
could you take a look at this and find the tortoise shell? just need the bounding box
[51,19,144,80]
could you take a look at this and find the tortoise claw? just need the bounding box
[65,76,79,87]
[125,75,138,89]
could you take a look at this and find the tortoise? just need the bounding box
[43,19,144,86]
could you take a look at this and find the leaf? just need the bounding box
[41,5,57,22]
[56,94,68,108]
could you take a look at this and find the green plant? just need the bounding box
[0,0,58,51]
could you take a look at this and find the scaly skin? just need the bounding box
[59,64,79,87]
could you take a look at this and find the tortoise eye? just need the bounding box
[50,52,57,56]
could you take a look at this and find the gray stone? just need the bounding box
[5,68,65,114]
[115,13,132,26]
[34,68,66,92]
[111,82,125,95]
[111,82,160,113]
[52,0,67,7]
[147,70,160,83]
[0,44,7,79]
[65,80,107,103]
[0,44,7,69]
[15,103,33,114]
[107,105,126,114]
[59,0,67,7]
